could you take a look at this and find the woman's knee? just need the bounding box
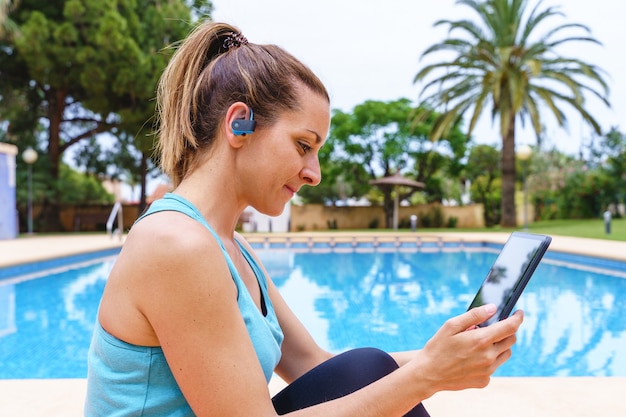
[335,347,399,376]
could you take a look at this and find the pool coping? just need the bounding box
[3,231,625,277]
[2,231,626,266]
[0,234,126,268]
[244,231,626,262]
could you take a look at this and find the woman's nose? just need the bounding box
[301,157,321,186]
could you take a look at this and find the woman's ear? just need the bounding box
[224,102,255,148]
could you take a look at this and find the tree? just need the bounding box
[57,163,114,205]
[105,0,211,211]
[558,165,611,219]
[590,127,626,216]
[414,0,610,227]
[528,146,614,220]
[411,115,467,204]
[466,144,502,226]
[1,0,202,230]
[74,131,162,209]
[14,157,115,231]
[321,98,468,228]
[0,0,19,38]
[529,147,573,220]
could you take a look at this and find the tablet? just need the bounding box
[467,232,552,327]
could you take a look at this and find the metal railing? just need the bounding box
[106,201,124,240]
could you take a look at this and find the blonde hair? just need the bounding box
[156,21,329,186]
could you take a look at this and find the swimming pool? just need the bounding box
[1,242,625,378]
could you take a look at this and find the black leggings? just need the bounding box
[272,348,430,416]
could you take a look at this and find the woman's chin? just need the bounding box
[254,205,286,218]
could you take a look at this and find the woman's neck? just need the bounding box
[173,169,247,240]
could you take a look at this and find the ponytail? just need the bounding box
[155,21,329,186]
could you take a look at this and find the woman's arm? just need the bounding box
[122,218,278,417]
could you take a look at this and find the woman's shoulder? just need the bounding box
[120,211,225,276]
[100,209,239,347]
[135,210,212,245]
[110,210,238,319]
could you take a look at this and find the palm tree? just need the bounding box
[0,0,19,39]
[414,0,609,227]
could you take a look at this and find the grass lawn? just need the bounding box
[521,218,626,241]
[415,218,626,241]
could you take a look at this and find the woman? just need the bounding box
[85,20,523,416]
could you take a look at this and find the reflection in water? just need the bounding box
[258,249,626,377]
[514,264,626,376]
[63,263,112,330]
[0,285,16,338]
[0,259,114,379]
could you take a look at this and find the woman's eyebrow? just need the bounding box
[306,129,322,144]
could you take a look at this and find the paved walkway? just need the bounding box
[0,233,127,268]
[1,232,625,416]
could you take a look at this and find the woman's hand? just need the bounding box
[411,304,523,397]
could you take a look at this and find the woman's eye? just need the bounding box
[299,142,312,153]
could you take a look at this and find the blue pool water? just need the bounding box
[1,243,625,378]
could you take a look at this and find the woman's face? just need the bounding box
[237,87,330,216]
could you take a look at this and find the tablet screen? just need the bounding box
[468,233,551,326]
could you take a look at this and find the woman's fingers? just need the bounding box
[488,309,524,340]
[418,307,525,392]
[442,304,497,335]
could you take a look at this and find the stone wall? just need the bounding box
[290,203,485,231]
[28,202,492,232]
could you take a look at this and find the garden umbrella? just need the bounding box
[369,173,425,230]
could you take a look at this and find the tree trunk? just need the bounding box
[500,113,517,228]
[383,188,394,228]
[39,88,67,232]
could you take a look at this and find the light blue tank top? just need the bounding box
[85,193,284,416]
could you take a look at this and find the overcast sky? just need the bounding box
[212,0,625,156]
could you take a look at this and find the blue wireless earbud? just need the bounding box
[231,108,257,136]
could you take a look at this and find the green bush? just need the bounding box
[431,205,445,228]
[418,206,446,228]
[446,216,458,228]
